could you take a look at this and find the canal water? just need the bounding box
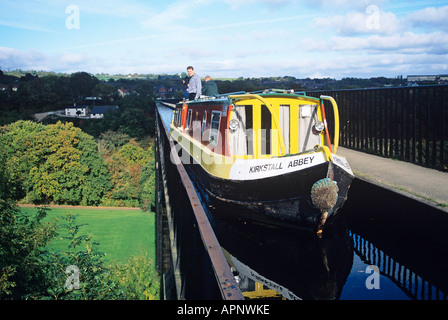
[158,103,448,300]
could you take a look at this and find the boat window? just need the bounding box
[202,111,207,134]
[261,105,271,155]
[175,109,182,127]
[186,109,192,129]
[172,109,178,127]
[279,105,290,154]
[173,110,177,126]
[209,111,221,145]
[245,106,253,155]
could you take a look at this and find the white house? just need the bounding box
[65,105,90,117]
[90,105,118,119]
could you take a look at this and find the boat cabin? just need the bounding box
[172,89,338,160]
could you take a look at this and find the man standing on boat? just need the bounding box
[186,66,202,100]
[202,75,219,97]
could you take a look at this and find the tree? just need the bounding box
[2,121,111,205]
[92,82,117,102]
[98,130,131,155]
[138,144,156,212]
[27,121,89,204]
[0,140,58,299]
[77,130,113,206]
[0,120,45,200]
[70,72,99,101]
[101,138,151,206]
[101,107,149,139]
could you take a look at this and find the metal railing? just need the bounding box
[308,85,448,171]
[155,104,244,300]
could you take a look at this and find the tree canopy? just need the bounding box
[1,120,111,205]
[1,120,155,209]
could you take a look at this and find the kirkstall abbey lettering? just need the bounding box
[287,156,315,168]
[249,162,283,173]
[248,156,317,174]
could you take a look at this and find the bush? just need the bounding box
[108,251,160,300]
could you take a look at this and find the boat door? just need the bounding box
[298,104,320,152]
[228,105,253,156]
[279,105,290,155]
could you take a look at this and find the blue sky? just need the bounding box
[1,0,448,79]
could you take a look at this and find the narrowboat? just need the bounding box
[170,89,354,234]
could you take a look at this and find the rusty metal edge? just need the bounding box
[156,104,244,300]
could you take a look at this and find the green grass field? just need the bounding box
[20,206,155,265]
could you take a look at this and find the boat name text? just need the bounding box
[248,156,315,174]
[287,156,315,168]
[249,162,283,173]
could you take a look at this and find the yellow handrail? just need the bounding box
[314,145,333,161]
[319,95,340,154]
[229,94,286,156]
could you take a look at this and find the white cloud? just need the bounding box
[312,9,401,35]
[300,2,448,78]
[59,52,88,65]
[309,3,448,37]
[0,47,47,69]
[304,31,448,54]
[276,52,448,78]
[368,32,448,54]
[0,47,93,72]
[406,5,448,29]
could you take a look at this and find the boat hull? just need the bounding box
[180,145,354,231]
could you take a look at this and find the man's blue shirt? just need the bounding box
[188,74,202,99]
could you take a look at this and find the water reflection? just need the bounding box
[157,103,175,130]
[344,178,448,300]
[205,200,354,300]
[350,230,447,300]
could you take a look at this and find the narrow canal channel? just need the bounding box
[158,104,448,300]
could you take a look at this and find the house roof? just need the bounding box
[91,105,118,114]
[65,105,89,109]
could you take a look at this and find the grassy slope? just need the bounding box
[20,206,155,265]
